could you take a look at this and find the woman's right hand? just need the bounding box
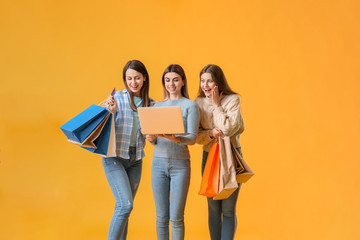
[209,128,222,139]
[105,96,117,114]
[146,134,157,142]
[211,85,223,109]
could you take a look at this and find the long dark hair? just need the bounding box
[162,64,189,99]
[123,60,150,110]
[198,64,237,97]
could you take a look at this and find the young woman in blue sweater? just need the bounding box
[146,64,200,240]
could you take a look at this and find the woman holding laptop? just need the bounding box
[146,64,199,240]
[195,64,245,240]
[104,60,154,240]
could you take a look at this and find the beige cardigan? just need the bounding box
[195,94,244,152]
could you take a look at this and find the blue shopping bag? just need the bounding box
[60,104,109,144]
[60,104,117,157]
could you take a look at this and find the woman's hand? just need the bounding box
[146,134,157,142]
[105,96,117,114]
[158,134,181,143]
[211,85,223,109]
[209,128,222,139]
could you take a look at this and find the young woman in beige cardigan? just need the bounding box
[195,64,245,240]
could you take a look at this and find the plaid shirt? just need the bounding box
[114,89,154,160]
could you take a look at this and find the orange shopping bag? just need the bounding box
[199,140,221,197]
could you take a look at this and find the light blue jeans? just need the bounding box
[202,149,242,240]
[102,147,142,240]
[151,157,191,240]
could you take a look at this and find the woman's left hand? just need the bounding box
[209,128,222,139]
[158,134,181,143]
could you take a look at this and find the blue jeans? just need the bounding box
[151,157,191,240]
[102,147,142,240]
[202,149,242,240]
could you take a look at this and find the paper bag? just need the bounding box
[60,105,117,157]
[231,143,254,183]
[213,137,238,200]
[81,112,116,157]
[199,141,221,197]
[60,104,109,144]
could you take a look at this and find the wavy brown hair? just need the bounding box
[123,60,150,111]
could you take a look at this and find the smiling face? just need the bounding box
[164,72,184,99]
[125,68,145,97]
[200,72,216,97]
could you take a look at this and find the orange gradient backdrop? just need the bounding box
[1,0,359,239]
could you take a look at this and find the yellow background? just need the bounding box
[1,0,359,239]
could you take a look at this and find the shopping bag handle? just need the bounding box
[98,99,106,107]
[98,99,114,112]
[214,132,226,143]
